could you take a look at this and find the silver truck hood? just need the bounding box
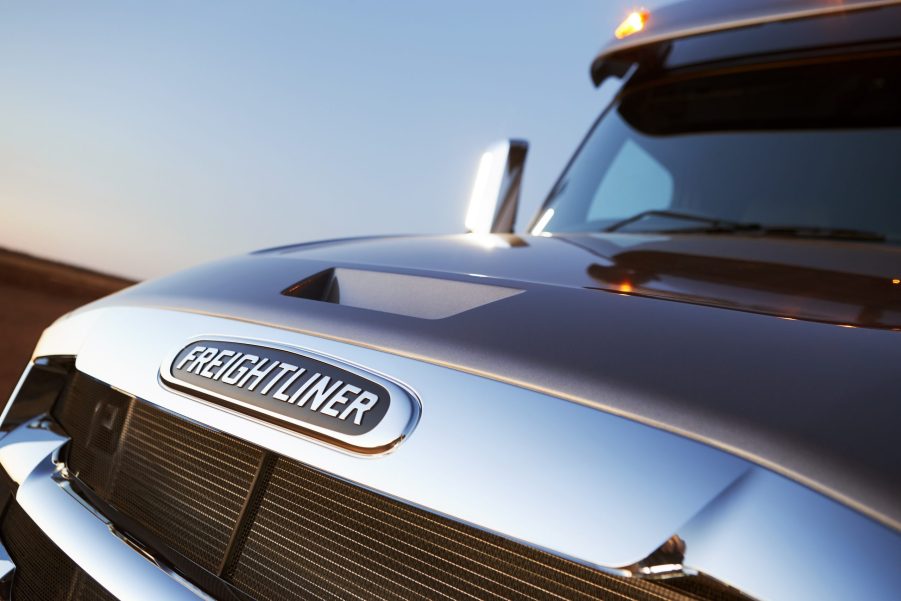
[31,233,901,600]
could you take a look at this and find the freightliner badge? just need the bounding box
[161,339,419,453]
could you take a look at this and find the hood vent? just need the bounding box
[282,268,522,319]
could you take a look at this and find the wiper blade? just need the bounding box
[602,211,889,242]
[603,210,757,233]
[753,226,886,242]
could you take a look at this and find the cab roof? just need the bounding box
[592,0,901,84]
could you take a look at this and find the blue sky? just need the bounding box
[0,1,668,279]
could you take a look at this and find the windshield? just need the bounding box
[535,53,901,242]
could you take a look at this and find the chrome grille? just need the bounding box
[228,458,694,601]
[50,371,748,601]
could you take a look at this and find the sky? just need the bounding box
[0,1,669,280]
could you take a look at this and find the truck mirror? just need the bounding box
[464,139,528,234]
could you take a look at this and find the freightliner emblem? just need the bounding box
[160,339,420,454]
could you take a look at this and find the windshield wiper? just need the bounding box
[752,226,886,242]
[603,210,888,242]
[603,210,758,233]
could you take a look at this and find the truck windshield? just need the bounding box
[536,53,901,243]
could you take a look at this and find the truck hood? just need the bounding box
[86,232,901,532]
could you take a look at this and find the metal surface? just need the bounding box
[678,468,901,601]
[30,305,901,600]
[0,418,204,600]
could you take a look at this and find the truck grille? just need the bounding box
[47,370,745,601]
[228,458,694,601]
[110,400,262,572]
[55,372,264,572]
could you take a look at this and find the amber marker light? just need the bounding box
[892,278,900,285]
[618,282,634,293]
[615,9,649,39]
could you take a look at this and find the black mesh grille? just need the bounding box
[53,372,128,497]
[48,372,748,601]
[108,401,262,571]
[55,372,263,573]
[2,501,117,601]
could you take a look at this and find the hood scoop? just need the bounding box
[282,268,522,320]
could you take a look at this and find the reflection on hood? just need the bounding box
[570,233,901,329]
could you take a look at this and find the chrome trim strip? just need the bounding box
[595,0,901,61]
[158,335,421,455]
[0,419,204,600]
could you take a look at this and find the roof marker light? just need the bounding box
[615,9,649,40]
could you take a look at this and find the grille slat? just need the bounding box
[237,510,472,601]
[117,436,252,516]
[127,408,260,476]
[45,371,749,601]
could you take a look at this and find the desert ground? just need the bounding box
[0,249,134,404]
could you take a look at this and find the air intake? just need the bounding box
[282,268,522,319]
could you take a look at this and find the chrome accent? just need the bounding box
[30,306,901,601]
[0,417,206,600]
[465,139,528,234]
[620,535,688,579]
[0,419,69,486]
[159,336,421,455]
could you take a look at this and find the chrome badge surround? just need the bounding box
[159,336,420,455]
